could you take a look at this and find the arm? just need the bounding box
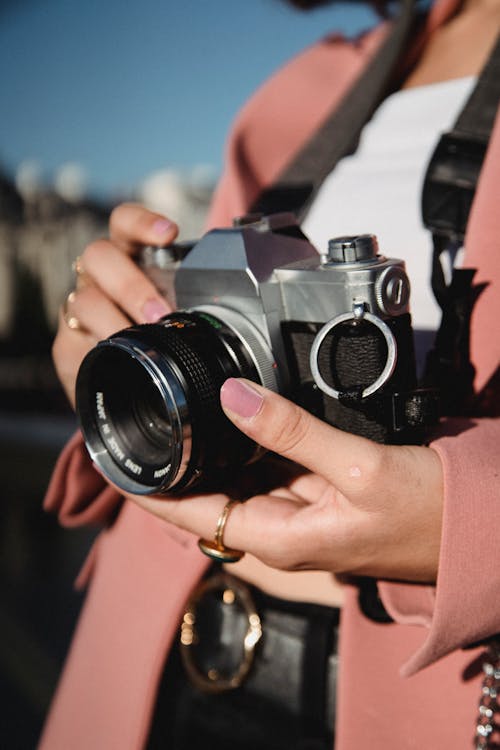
[380,414,500,674]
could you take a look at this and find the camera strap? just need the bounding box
[421,33,500,414]
[422,33,500,243]
[251,0,418,218]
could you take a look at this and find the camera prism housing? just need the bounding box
[75,213,435,496]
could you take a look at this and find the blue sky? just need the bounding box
[1,0,376,199]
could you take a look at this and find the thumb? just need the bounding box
[220,378,383,492]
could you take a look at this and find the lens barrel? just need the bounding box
[76,309,277,495]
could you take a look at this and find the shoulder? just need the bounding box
[230,26,389,180]
[207,25,388,227]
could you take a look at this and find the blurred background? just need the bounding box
[0,0,375,746]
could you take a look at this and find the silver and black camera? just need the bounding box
[76,213,436,496]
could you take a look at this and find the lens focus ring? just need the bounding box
[142,323,220,413]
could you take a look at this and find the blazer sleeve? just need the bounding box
[205,28,387,229]
[378,415,500,675]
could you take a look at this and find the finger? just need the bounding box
[64,285,132,339]
[127,489,309,569]
[286,471,332,501]
[80,239,172,323]
[221,493,341,570]
[130,486,345,571]
[220,378,385,499]
[109,203,178,254]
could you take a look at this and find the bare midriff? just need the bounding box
[224,556,346,607]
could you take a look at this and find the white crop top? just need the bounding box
[302,76,476,370]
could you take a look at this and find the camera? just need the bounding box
[75,212,436,496]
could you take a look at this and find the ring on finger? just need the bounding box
[71,255,90,289]
[62,290,87,333]
[72,255,85,276]
[198,500,244,563]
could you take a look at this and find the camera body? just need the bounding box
[76,213,434,496]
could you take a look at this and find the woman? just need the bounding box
[41,0,500,747]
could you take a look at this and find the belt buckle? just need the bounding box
[180,572,262,693]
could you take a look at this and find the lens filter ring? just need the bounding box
[76,338,188,496]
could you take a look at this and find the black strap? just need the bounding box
[251,0,418,219]
[421,35,500,413]
[454,34,500,143]
[422,34,500,241]
[421,234,482,413]
[300,609,338,741]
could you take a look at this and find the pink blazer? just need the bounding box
[40,1,500,747]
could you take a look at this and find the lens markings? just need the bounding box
[96,391,106,420]
[124,458,142,476]
[154,465,171,479]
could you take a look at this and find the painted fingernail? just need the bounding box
[220,378,264,419]
[142,298,170,322]
[152,218,174,237]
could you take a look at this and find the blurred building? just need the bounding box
[0,183,107,415]
[137,165,215,242]
[0,165,214,412]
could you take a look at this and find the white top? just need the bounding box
[302,76,476,369]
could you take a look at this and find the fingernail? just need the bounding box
[142,298,170,322]
[220,378,264,419]
[152,218,174,237]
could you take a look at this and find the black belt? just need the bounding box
[148,571,340,749]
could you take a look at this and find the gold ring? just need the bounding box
[62,290,85,332]
[71,256,85,276]
[71,255,91,290]
[198,500,244,563]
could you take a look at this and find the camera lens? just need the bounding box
[75,309,278,495]
[101,358,173,465]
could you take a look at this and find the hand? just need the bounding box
[128,378,444,584]
[53,203,178,407]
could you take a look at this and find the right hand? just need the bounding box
[53,203,179,408]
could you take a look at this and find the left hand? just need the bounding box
[127,378,444,583]
[53,203,178,407]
